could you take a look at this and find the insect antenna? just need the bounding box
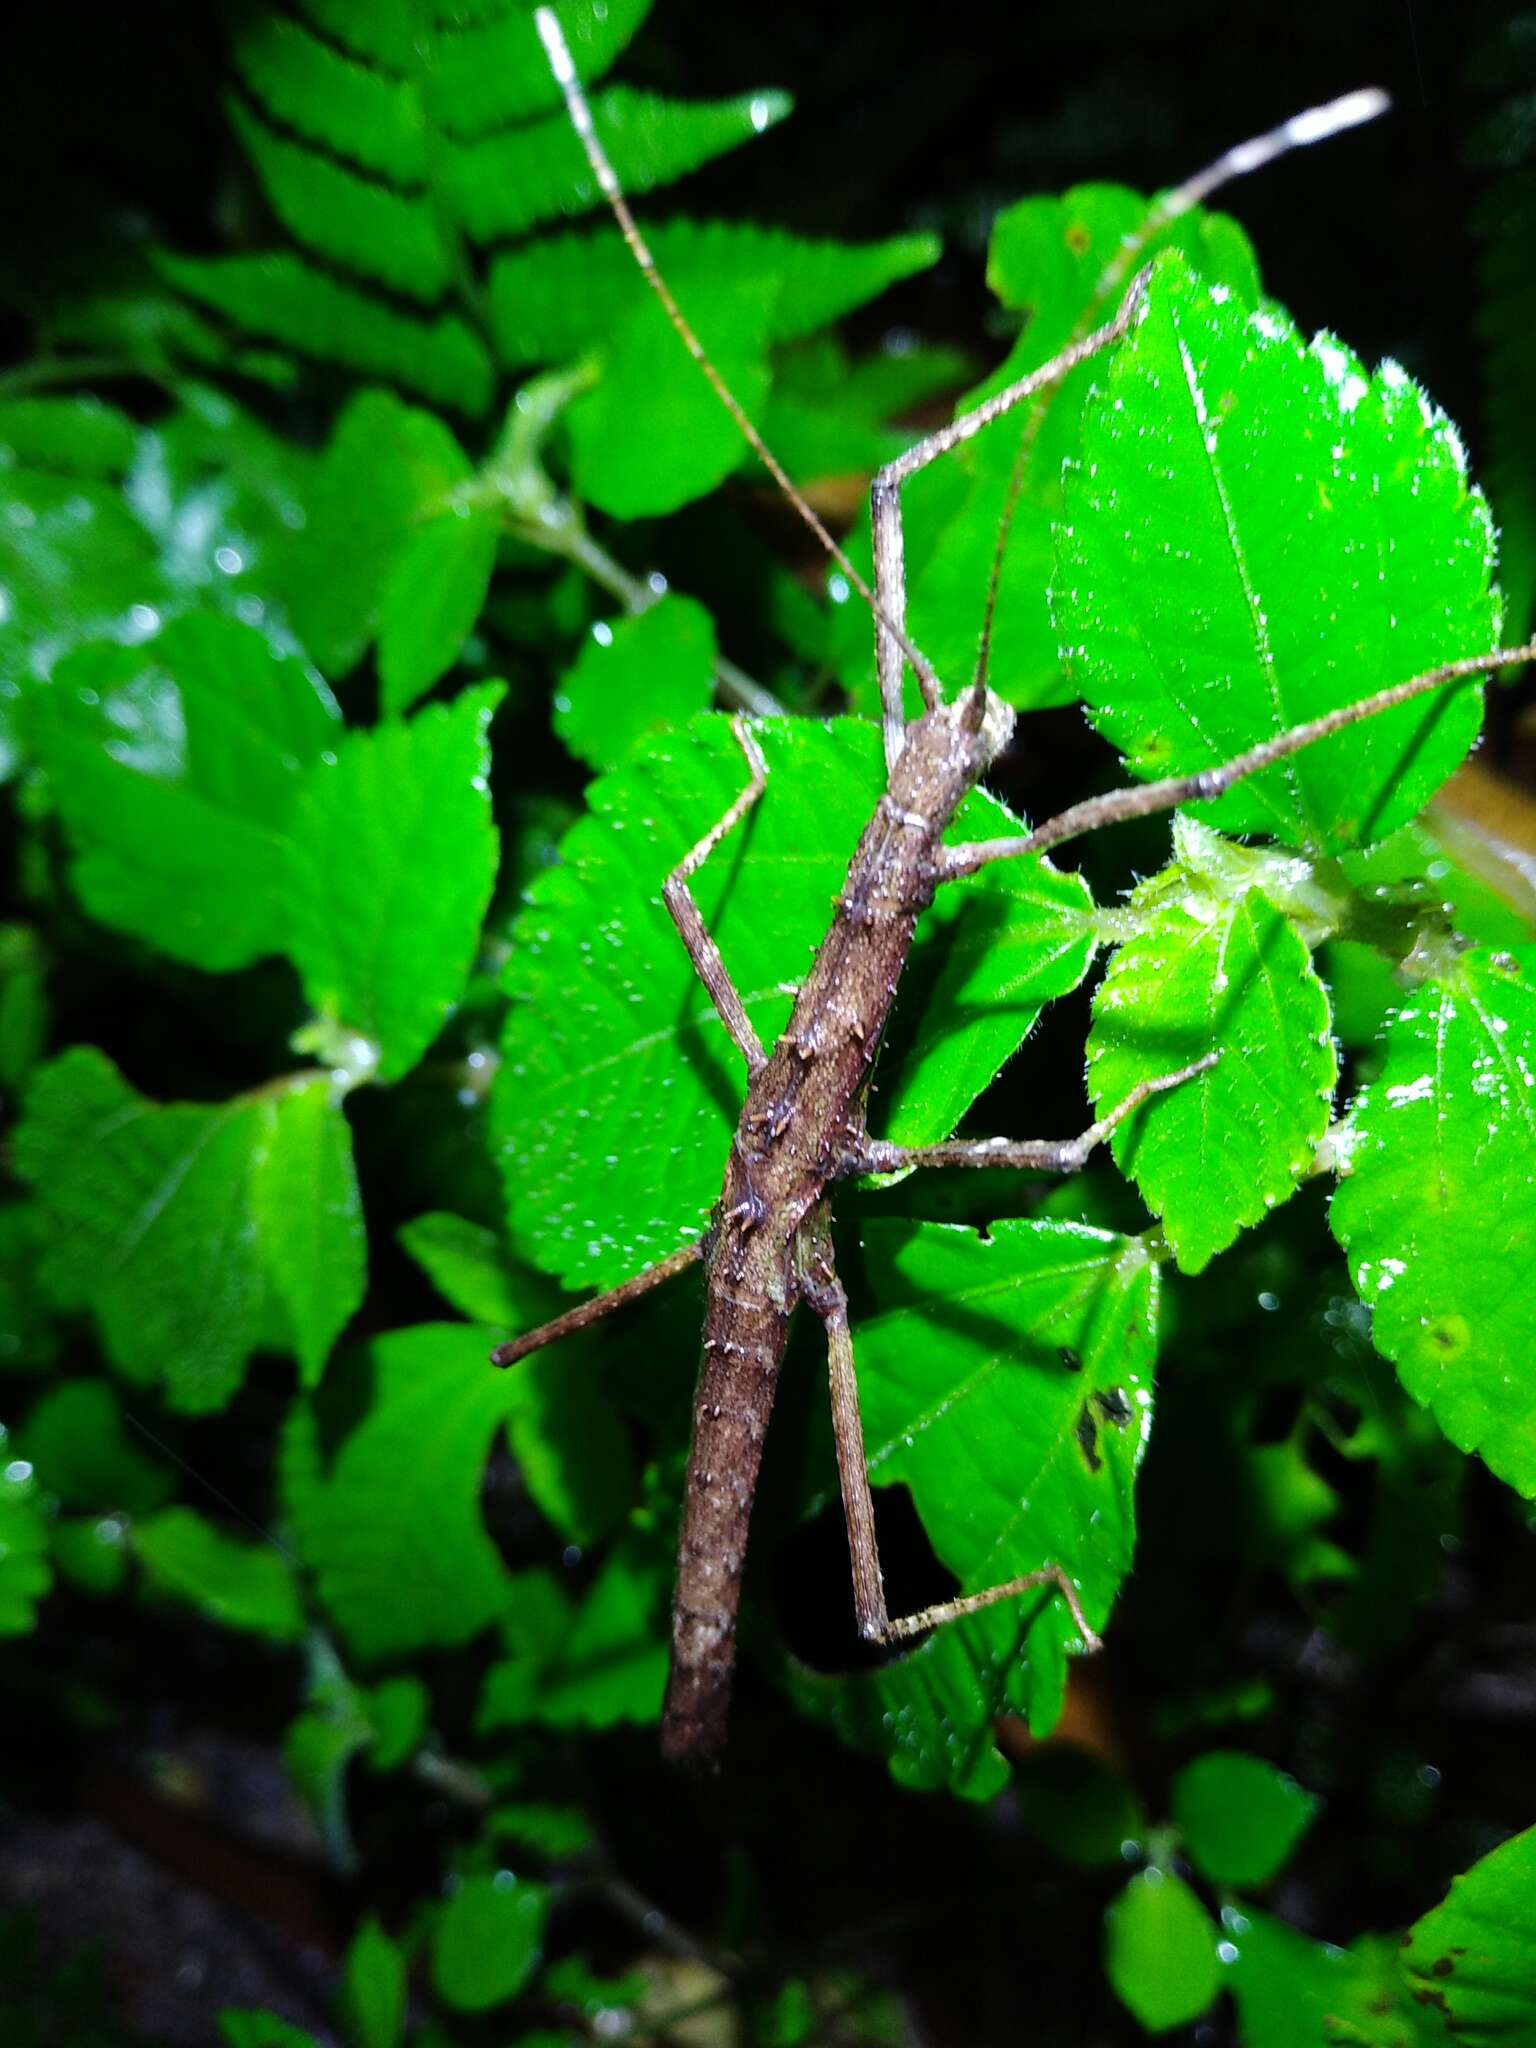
[969,87,1391,699]
[533,6,946,710]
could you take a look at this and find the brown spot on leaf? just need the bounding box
[1075,1406,1102,1474]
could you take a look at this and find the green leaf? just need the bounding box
[0,926,48,1094]
[0,396,137,475]
[362,1675,428,1772]
[441,87,790,244]
[377,502,500,716]
[284,683,502,1083]
[790,1219,1157,1796]
[431,1873,549,2012]
[422,0,653,137]
[341,1917,406,2048]
[479,1534,668,1730]
[1400,1823,1536,2041]
[1225,1914,1438,2048]
[1171,1752,1319,1888]
[1054,255,1498,850]
[569,280,774,518]
[15,1380,173,1514]
[15,1049,272,1413]
[553,596,718,771]
[220,2013,323,2048]
[133,1507,304,1641]
[32,616,341,973]
[249,1077,366,1387]
[16,1050,364,1410]
[487,1801,594,1859]
[231,10,429,182]
[282,389,473,682]
[830,187,1260,716]
[227,98,453,303]
[282,1324,516,1661]
[1104,1869,1220,2034]
[125,384,316,626]
[1329,947,1536,1494]
[1014,1749,1145,1869]
[0,465,169,769]
[0,1460,52,1636]
[157,252,494,414]
[496,716,1090,1293]
[1087,824,1337,1272]
[397,1212,533,1326]
[487,218,940,369]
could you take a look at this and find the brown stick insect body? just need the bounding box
[499,16,1536,1764]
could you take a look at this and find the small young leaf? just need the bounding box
[282,389,473,682]
[1400,1823,1536,2041]
[0,1463,52,1636]
[553,596,718,771]
[282,1324,516,1662]
[284,684,503,1083]
[249,1077,366,1387]
[431,1874,549,2012]
[340,1917,406,2048]
[1088,842,1337,1273]
[1054,256,1498,850]
[133,1507,304,1641]
[32,617,340,973]
[1171,1751,1319,1888]
[1104,1869,1220,2034]
[377,502,500,716]
[1330,947,1536,1494]
[16,1380,173,1514]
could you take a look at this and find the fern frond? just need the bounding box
[441,86,789,244]
[487,219,941,369]
[155,252,493,413]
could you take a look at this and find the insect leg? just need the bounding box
[664,715,771,1074]
[939,642,1536,880]
[840,1057,1217,1180]
[491,1240,703,1367]
[802,1239,1101,1654]
[870,269,1152,770]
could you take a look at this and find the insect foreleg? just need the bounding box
[941,642,1536,879]
[800,1213,1101,1655]
[870,271,1153,772]
[663,715,770,1074]
[839,1056,1218,1180]
[490,1240,703,1368]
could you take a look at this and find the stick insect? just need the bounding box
[497,12,1536,1766]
